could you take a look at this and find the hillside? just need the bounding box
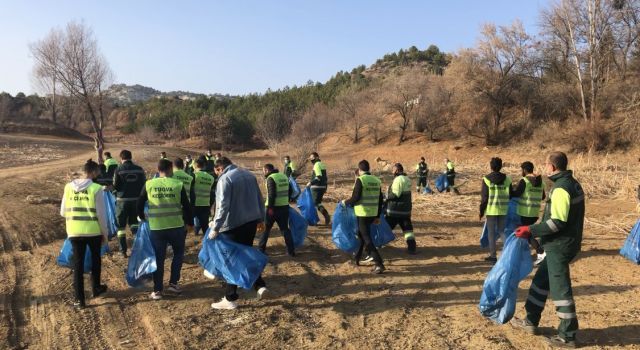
[107,84,234,106]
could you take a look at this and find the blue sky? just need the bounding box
[0,0,547,96]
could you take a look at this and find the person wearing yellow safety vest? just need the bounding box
[283,155,298,179]
[184,155,194,176]
[103,152,119,178]
[59,159,109,309]
[137,159,193,300]
[342,160,385,274]
[479,157,512,263]
[512,152,585,348]
[512,161,546,263]
[258,164,295,256]
[113,150,146,258]
[385,163,417,254]
[190,156,216,236]
[307,152,331,225]
[172,158,193,198]
[445,158,456,192]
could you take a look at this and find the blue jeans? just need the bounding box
[150,227,186,292]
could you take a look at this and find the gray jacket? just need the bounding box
[212,165,265,232]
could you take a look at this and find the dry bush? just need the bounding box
[137,125,158,145]
[188,114,230,149]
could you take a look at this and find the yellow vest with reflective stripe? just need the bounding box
[172,169,193,195]
[354,174,381,217]
[483,176,512,216]
[146,177,184,230]
[64,182,102,237]
[193,171,214,207]
[517,177,544,218]
[104,158,118,168]
[265,172,290,207]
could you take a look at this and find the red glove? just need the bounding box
[267,207,275,217]
[515,226,531,239]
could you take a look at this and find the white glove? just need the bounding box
[208,221,216,229]
[208,230,218,240]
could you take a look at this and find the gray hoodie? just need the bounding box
[59,179,109,238]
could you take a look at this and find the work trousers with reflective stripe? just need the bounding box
[525,250,578,341]
[386,215,415,241]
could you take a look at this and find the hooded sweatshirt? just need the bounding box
[479,171,510,217]
[59,179,109,237]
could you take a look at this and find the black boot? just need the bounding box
[320,208,331,226]
[93,284,108,298]
[407,239,417,254]
[118,236,128,258]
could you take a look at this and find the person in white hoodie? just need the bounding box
[60,159,109,309]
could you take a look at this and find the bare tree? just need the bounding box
[30,21,113,161]
[336,86,371,143]
[31,30,61,123]
[382,68,425,144]
[255,104,295,152]
[415,76,452,141]
[188,113,231,149]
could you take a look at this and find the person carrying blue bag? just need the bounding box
[384,163,417,254]
[207,157,269,310]
[59,159,109,309]
[258,163,296,256]
[331,202,359,253]
[137,159,193,300]
[341,160,385,274]
[306,152,331,225]
[479,157,512,263]
[510,152,585,349]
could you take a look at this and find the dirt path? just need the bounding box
[0,135,639,349]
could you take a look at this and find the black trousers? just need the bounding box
[386,216,415,239]
[417,176,427,189]
[70,235,102,302]
[193,206,211,235]
[355,216,383,266]
[220,220,267,301]
[259,206,294,255]
[446,174,455,191]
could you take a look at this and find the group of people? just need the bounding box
[61,148,584,347]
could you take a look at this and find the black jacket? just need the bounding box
[113,160,146,201]
[344,173,383,217]
[479,171,510,217]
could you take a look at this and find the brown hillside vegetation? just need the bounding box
[0,131,639,349]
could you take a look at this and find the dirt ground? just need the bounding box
[0,134,639,350]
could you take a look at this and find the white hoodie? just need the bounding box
[59,179,109,238]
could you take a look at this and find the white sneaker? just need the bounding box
[211,297,237,310]
[149,291,162,300]
[534,252,546,266]
[257,287,268,300]
[203,270,217,280]
[361,255,374,263]
[167,283,182,294]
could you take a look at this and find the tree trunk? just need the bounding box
[51,82,57,124]
[565,6,589,120]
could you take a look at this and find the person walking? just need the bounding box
[479,157,512,263]
[512,161,546,263]
[172,158,193,200]
[113,150,146,257]
[307,152,331,225]
[208,157,268,310]
[258,163,295,256]
[415,157,429,193]
[137,159,192,300]
[385,163,417,254]
[283,155,298,179]
[511,152,585,348]
[60,159,109,309]
[445,158,458,194]
[191,156,215,236]
[342,160,385,274]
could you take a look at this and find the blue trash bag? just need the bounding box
[480,197,520,248]
[104,191,118,240]
[435,174,449,193]
[126,221,157,287]
[289,207,308,248]
[479,233,533,324]
[297,187,320,226]
[422,186,433,194]
[371,215,395,248]
[331,202,359,253]
[198,230,268,289]
[289,177,301,201]
[620,219,640,264]
[56,238,109,272]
